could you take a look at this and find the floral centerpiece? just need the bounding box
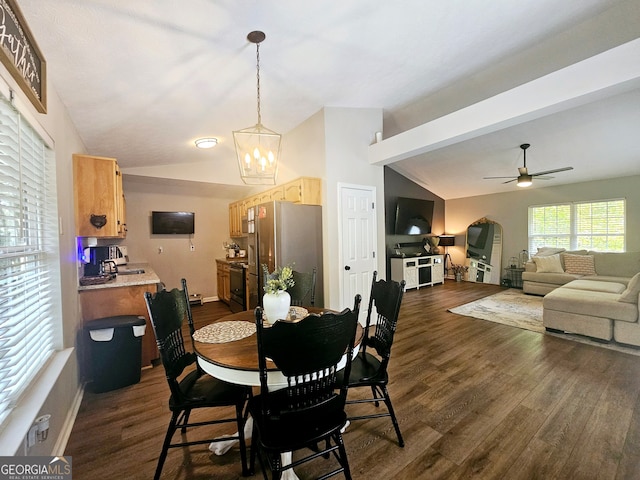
[262,264,295,322]
[451,264,469,281]
[262,264,295,294]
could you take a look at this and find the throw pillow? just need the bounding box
[618,272,640,304]
[532,254,564,273]
[563,254,596,276]
[536,247,566,257]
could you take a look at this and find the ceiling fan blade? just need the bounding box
[534,176,554,180]
[483,176,517,180]
[531,166,573,176]
[502,178,517,184]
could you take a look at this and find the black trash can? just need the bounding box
[85,315,146,393]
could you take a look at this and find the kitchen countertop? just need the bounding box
[216,257,249,265]
[78,263,161,291]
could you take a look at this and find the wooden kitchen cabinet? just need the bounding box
[229,177,322,237]
[283,177,322,204]
[228,201,242,237]
[79,284,158,376]
[73,154,127,237]
[216,260,231,304]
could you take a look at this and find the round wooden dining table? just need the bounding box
[193,307,364,388]
[192,307,362,480]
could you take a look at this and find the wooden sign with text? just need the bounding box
[0,0,46,113]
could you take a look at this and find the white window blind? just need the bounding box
[528,199,625,254]
[0,92,61,426]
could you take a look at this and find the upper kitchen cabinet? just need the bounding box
[73,154,127,238]
[283,177,321,205]
[229,177,322,238]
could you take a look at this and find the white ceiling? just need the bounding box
[17,0,640,200]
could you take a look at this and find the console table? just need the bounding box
[390,255,444,290]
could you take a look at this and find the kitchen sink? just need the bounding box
[118,268,145,275]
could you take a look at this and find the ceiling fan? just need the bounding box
[483,143,573,187]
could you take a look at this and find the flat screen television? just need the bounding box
[394,197,434,235]
[152,211,195,234]
[467,224,489,249]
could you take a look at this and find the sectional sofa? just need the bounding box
[522,248,640,346]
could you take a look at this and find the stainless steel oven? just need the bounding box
[229,263,246,313]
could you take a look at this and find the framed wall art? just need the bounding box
[0,0,46,113]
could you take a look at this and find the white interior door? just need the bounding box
[339,184,377,319]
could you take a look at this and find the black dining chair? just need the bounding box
[144,280,251,480]
[288,268,317,307]
[342,271,406,447]
[248,295,361,480]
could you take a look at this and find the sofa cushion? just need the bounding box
[589,251,640,277]
[562,279,627,294]
[522,271,581,284]
[563,254,596,276]
[618,272,640,304]
[544,288,638,322]
[532,254,563,273]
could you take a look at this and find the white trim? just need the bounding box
[52,385,84,456]
[0,349,74,456]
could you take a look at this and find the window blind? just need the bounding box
[528,199,625,254]
[0,92,61,426]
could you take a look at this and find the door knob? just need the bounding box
[344,265,351,270]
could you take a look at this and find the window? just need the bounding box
[0,91,61,426]
[528,199,625,254]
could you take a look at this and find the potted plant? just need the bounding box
[450,264,469,282]
[261,264,295,322]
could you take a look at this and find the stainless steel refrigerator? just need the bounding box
[247,201,323,308]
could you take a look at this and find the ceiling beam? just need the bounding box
[369,38,640,166]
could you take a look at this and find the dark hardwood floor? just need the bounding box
[65,280,640,479]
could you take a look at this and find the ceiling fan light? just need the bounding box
[517,174,533,187]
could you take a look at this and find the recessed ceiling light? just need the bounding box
[195,138,218,149]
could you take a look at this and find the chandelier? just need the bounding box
[233,31,281,185]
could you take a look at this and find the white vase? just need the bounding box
[262,290,291,323]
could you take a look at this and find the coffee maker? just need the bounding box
[82,246,111,276]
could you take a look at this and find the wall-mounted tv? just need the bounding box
[152,211,195,234]
[394,197,434,235]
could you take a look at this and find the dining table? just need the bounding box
[192,306,363,480]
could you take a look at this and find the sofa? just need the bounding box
[522,248,640,346]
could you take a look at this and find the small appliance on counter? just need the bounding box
[81,245,127,276]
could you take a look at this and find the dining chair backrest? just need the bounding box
[254,296,361,419]
[144,281,196,401]
[361,271,405,373]
[288,268,317,307]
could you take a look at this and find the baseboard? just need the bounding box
[53,384,84,456]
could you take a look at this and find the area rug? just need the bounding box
[448,289,640,357]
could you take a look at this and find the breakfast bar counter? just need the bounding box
[78,263,162,371]
[78,263,161,291]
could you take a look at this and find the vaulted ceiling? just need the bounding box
[17,0,640,199]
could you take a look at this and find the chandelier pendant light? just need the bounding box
[233,31,281,185]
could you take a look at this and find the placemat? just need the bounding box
[193,321,256,344]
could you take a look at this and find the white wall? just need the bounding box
[122,177,235,298]
[446,175,640,271]
[274,107,384,311]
